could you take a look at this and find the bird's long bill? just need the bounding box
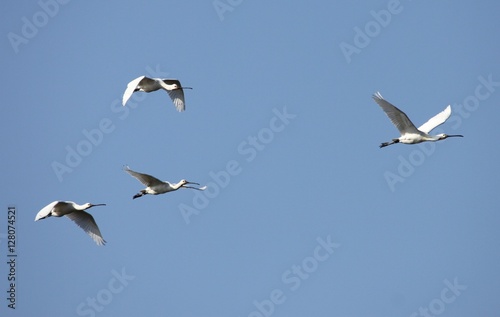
[448,134,464,138]
[182,181,206,191]
[91,203,107,207]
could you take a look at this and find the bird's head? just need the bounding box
[85,203,107,210]
[437,133,464,140]
[175,84,193,91]
[178,179,206,191]
[179,179,200,187]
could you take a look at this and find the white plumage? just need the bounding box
[373,92,463,148]
[124,166,206,199]
[122,76,192,111]
[35,201,106,246]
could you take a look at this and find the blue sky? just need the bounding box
[2,1,500,316]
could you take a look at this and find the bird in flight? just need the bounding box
[122,76,192,111]
[373,92,463,148]
[35,201,107,246]
[124,166,206,199]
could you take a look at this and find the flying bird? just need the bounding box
[124,166,206,199]
[122,76,192,111]
[35,201,107,246]
[373,92,463,148]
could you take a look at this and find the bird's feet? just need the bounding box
[379,139,399,148]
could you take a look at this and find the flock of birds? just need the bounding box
[35,76,205,246]
[35,81,463,246]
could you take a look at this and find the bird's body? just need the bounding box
[124,166,206,199]
[35,201,106,246]
[373,92,463,148]
[122,76,192,111]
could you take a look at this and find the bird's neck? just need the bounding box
[159,81,176,90]
[171,181,184,190]
[73,203,88,210]
[423,135,441,142]
[159,181,180,191]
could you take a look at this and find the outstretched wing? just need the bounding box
[122,76,146,106]
[417,105,452,134]
[35,201,61,221]
[373,92,419,134]
[65,211,106,246]
[124,165,164,187]
[163,79,186,112]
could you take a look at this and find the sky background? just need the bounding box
[1,1,500,316]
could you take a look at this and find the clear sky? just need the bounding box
[1,1,500,316]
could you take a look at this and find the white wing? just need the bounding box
[122,76,146,106]
[167,89,185,111]
[162,79,186,111]
[124,166,164,187]
[65,211,106,246]
[417,105,452,134]
[373,92,419,134]
[35,201,59,221]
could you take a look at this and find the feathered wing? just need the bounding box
[373,92,419,134]
[122,76,146,106]
[417,105,452,134]
[35,201,60,221]
[163,79,186,111]
[123,166,164,187]
[65,211,106,246]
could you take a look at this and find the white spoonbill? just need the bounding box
[35,201,106,246]
[373,92,463,148]
[122,76,192,111]
[124,166,206,199]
